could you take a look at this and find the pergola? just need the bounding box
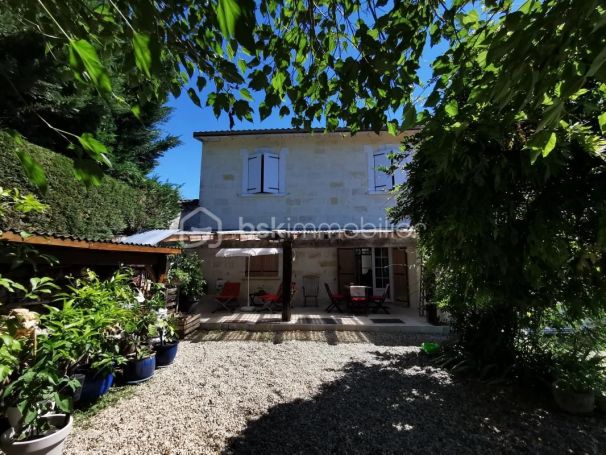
[164,229,416,322]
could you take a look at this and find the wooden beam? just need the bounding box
[0,231,181,255]
[281,239,293,322]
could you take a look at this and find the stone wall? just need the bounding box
[195,132,410,230]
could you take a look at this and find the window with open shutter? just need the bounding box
[247,153,262,193]
[372,151,392,191]
[242,150,285,195]
[262,152,280,193]
[367,146,410,192]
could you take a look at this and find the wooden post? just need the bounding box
[282,238,293,322]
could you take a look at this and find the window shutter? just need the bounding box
[247,153,262,193]
[393,149,412,187]
[262,152,280,193]
[373,151,392,191]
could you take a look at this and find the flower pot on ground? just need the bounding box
[0,414,72,455]
[152,315,179,368]
[123,353,156,384]
[78,370,114,404]
[552,381,595,414]
[153,342,179,368]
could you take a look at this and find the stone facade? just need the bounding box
[191,130,421,311]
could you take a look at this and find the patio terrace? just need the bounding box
[194,301,449,334]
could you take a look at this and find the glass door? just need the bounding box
[373,247,389,296]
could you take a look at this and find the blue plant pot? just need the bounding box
[124,354,156,384]
[79,370,114,404]
[154,342,179,368]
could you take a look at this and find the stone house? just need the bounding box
[174,128,421,311]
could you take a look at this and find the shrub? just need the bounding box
[167,253,206,301]
[0,131,180,238]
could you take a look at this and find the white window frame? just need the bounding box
[241,148,287,196]
[366,145,408,194]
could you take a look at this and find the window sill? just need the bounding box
[366,190,392,195]
[238,192,288,197]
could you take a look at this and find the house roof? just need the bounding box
[193,127,419,140]
[0,229,181,255]
[121,229,180,246]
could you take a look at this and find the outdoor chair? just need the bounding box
[301,275,320,307]
[370,284,390,314]
[212,282,241,313]
[324,283,346,313]
[348,285,370,314]
[257,282,297,312]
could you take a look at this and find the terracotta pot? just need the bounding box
[1,414,72,455]
[552,381,595,414]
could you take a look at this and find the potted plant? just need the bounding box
[552,354,605,414]
[1,361,78,455]
[152,315,179,368]
[545,317,606,414]
[41,273,130,404]
[167,254,206,312]
[120,298,159,383]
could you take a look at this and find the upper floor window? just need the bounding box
[367,146,407,193]
[241,149,287,195]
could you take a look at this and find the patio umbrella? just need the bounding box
[215,248,281,311]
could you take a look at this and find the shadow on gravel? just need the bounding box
[224,351,606,455]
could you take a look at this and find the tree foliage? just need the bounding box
[0,11,180,185]
[0,131,180,238]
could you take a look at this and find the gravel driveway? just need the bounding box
[65,332,606,455]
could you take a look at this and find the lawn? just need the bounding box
[65,332,606,454]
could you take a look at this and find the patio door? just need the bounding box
[372,247,389,296]
[391,247,409,307]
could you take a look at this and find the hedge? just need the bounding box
[0,131,180,239]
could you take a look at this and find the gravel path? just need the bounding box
[65,333,606,455]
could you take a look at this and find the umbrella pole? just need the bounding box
[247,255,250,306]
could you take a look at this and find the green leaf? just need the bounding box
[131,104,141,120]
[132,32,153,77]
[78,133,111,167]
[598,112,606,134]
[237,59,248,74]
[196,76,207,92]
[404,104,417,128]
[15,148,47,192]
[188,88,201,107]
[444,100,458,117]
[216,0,255,50]
[387,120,398,136]
[239,88,253,101]
[69,39,112,94]
[527,131,557,162]
[216,0,240,38]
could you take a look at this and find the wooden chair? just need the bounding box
[324,283,346,313]
[212,282,241,313]
[370,284,390,314]
[302,275,320,307]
